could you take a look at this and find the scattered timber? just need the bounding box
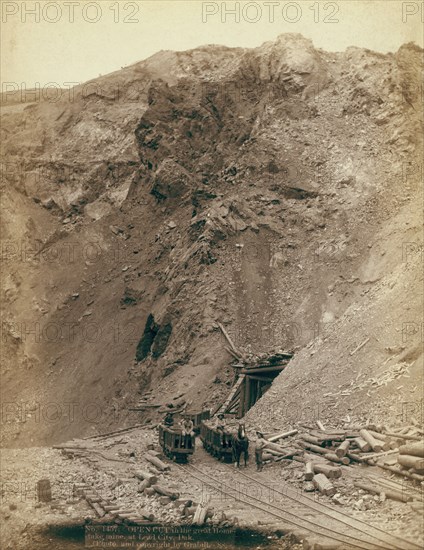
[134,470,158,485]
[313,473,336,496]
[151,484,179,500]
[354,481,412,503]
[349,337,370,356]
[335,440,350,458]
[397,455,424,474]
[378,463,424,483]
[145,454,170,471]
[268,430,298,442]
[354,437,371,452]
[313,463,342,479]
[398,442,424,458]
[304,462,314,481]
[359,429,383,452]
[324,452,350,466]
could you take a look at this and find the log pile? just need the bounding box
[292,423,424,499]
[80,486,156,525]
[261,433,301,462]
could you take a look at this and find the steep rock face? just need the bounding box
[1,35,422,445]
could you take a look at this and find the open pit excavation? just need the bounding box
[1,16,423,550]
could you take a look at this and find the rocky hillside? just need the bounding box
[1,34,422,445]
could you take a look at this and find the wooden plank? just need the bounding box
[217,374,245,415]
[217,323,242,357]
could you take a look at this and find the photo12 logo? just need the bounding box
[401,2,424,23]
[202,2,340,24]
[402,242,424,265]
[401,322,423,344]
[1,81,146,105]
[1,1,141,24]
[1,401,121,425]
[401,399,423,425]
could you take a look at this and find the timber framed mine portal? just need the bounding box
[217,352,293,418]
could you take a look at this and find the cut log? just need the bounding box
[312,463,342,479]
[316,421,326,431]
[265,448,288,457]
[305,462,314,481]
[365,431,390,451]
[145,454,170,471]
[137,480,151,493]
[324,452,349,466]
[360,429,383,452]
[304,481,315,492]
[361,449,398,460]
[262,452,275,461]
[90,502,105,517]
[268,430,298,442]
[367,429,387,440]
[137,509,155,521]
[300,434,322,446]
[354,481,412,503]
[397,455,424,474]
[335,440,350,458]
[383,432,422,441]
[299,442,327,455]
[399,442,424,458]
[354,437,371,452]
[308,431,345,443]
[134,470,158,485]
[347,452,368,464]
[196,507,208,526]
[274,448,299,460]
[192,504,203,524]
[151,484,179,500]
[312,473,336,496]
[264,441,293,453]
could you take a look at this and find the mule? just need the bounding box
[232,423,249,468]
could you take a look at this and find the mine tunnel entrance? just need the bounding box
[218,352,293,418]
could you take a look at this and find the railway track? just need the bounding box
[174,461,420,550]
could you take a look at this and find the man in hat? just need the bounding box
[255,431,266,471]
[164,411,174,428]
[180,416,195,448]
[214,413,226,444]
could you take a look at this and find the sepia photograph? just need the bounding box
[0,1,423,548]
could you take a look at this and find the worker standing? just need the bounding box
[255,431,266,471]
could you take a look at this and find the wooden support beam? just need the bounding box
[244,375,251,412]
[240,366,286,375]
[245,374,274,382]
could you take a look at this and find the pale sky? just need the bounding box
[1,1,423,87]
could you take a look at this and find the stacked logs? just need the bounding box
[262,430,300,463]
[397,441,424,476]
[296,423,424,497]
[78,484,156,525]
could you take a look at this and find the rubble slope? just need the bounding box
[1,34,422,445]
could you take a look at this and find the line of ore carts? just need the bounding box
[158,410,234,463]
